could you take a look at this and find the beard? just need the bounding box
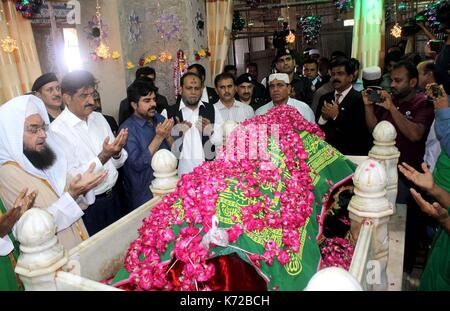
[23,144,56,170]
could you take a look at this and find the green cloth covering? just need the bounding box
[433,151,450,193]
[419,207,450,291]
[111,130,356,290]
[0,199,21,291]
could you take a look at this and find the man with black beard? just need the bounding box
[164,72,223,176]
[0,95,107,250]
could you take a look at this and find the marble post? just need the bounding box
[14,209,68,291]
[348,159,393,291]
[369,121,400,212]
[150,149,179,197]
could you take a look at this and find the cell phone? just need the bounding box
[366,88,382,103]
[429,40,444,53]
[431,84,443,98]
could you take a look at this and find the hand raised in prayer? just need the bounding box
[376,90,395,112]
[68,162,107,199]
[409,188,449,225]
[196,117,213,137]
[398,162,434,192]
[0,188,37,238]
[156,118,175,140]
[173,117,192,138]
[321,100,339,120]
[99,129,129,164]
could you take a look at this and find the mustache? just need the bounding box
[52,96,61,100]
[84,104,95,109]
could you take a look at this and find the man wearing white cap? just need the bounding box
[255,73,315,123]
[0,95,107,250]
[362,66,383,89]
[308,49,320,61]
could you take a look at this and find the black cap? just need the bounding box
[31,73,58,92]
[236,73,253,86]
[274,48,293,62]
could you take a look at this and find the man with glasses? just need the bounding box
[51,70,129,235]
[255,73,315,123]
[0,95,107,251]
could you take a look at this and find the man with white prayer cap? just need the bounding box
[0,95,107,250]
[308,49,321,60]
[362,66,383,89]
[255,73,316,123]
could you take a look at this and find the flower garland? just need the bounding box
[334,0,353,13]
[320,237,354,270]
[194,47,211,61]
[125,105,328,291]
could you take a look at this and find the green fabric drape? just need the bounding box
[351,0,385,71]
[0,198,21,291]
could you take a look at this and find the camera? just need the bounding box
[429,40,444,53]
[366,87,382,103]
[431,84,444,98]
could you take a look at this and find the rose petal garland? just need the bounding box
[125,105,326,291]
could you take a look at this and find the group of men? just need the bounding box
[1,24,449,290]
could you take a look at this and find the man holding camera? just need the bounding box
[363,60,435,276]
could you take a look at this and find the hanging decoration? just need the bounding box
[423,0,447,36]
[138,53,158,67]
[86,0,120,62]
[127,61,135,70]
[195,12,205,37]
[194,47,211,61]
[1,36,18,53]
[155,14,181,41]
[397,1,407,12]
[232,11,245,32]
[390,23,402,38]
[128,11,143,44]
[333,0,353,13]
[286,30,296,44]
[158,51,173,63]
[173,49,188,97]
[15,0,43,19]
[297,15,322,46]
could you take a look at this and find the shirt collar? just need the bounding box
[179,99,205,111]
[130,114,154,127]
[201,87,209,103]
[62,108,87,127]
[335,84,353,99]
[215,99,241,110]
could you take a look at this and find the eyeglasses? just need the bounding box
[25,124,49,134]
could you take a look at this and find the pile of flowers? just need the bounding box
[194,48,211,61]
[320,237,355,270]
[125,105,337,291]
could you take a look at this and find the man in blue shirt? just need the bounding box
[119,80,174,211]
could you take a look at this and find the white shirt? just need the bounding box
[201,87,209,103]
[0,235,13,256]
[424,120,441,172]
[214,99,255,123]
[50,109,128,195]
[255,97,316,123]
[318,85,353,125]
[175,100,224,176]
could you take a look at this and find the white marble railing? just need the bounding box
[15,122,404,291]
